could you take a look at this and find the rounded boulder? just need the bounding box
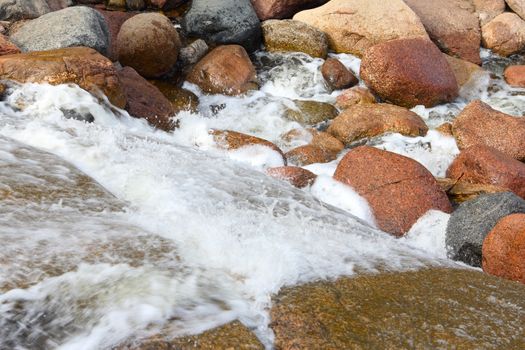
[117,13,181,78]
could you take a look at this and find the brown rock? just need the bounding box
[404,0,481,64]
[0,47,126,108]
[334,146,452,236]
[452,100,525,160]
[117,321,263,350]
[327,103,428,145]
[436,177,507,203]
[482,213,525,284]
[0,34,20,56]
[360,38,459,108]
[251,0,327,20]
[267,166,317,188]
[286,144,334,165]
[506,0,525,21]
[321,57,358,90]
[187,45,257,96]
[436,122,454,136]
[117,13,181,78]
[504,65,525,87]
[96,9,135,61]
[335,86,376,110]
[481,13,525,57]
[149,80,199,114]
[261,19,328,58]
[118,66,175,131]
[293,0,428,56]
[445,54,485,88]
[284,100,338,125]
[211,129,285,159]
[473,0,505,26]
[270,268,525,349]
[310,130,344,156]
[46,0,73,11]
[446,144,525,199]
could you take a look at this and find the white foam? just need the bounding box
[401,210,451,259]
[310,175,376,228]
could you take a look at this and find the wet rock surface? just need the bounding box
[452,100,525,160]
[117,321,264,350]
[447,145,525,199]
[446,192,525,267]
[117,66,176,131]
[327,103,428,145]
[360,38,459,108]
[251,0,327,20]
[187,45,257,96]
[271,268,525,350]
[483,213,525,284]
[320,57,358,90]
[334,146,452,236]
[0,47,126,108]
[267,166,317,188]
[284,99,338,125]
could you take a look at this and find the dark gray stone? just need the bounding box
[0,0,50,21]
[10,6,110,56]
[183,0,261,52]
[446,192,525,267]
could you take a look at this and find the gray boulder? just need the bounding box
[10,6,110,56]
[0,0,50,20]
[446,192,525,267]
[183,0,261,52]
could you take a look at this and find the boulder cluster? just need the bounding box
[1,0,525,346]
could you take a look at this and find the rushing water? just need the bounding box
[0,49,523,349]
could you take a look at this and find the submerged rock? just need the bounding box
[360,38,459,108]
[334,146,452,237]
[481,12,525,57]
[118,67,176,131]
[211,129,285,159]
[452,100,525,161]
[0,0,50,21]
[321,57,358,90]
[293,0,428,56]
[483,213,525,284]
[404,0,481,64]
[187,45,258,96]
[117,13,181,78]
[0,47,126,108]
[271,268,525,349]
[267,166,317,188]
[327,103,428,145]
[284,100,338,125]
[117,321,263,349]
[446,192,525,267]
[10,6,109,56]
[262,19,328,58]
[446,145,525,199]
[183,0,261,53]
[149,80,199,114]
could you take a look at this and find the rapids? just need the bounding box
[0,49,524,349]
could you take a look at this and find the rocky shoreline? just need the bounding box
[1,0,525,349]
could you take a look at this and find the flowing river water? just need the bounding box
[0,49,524,349]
